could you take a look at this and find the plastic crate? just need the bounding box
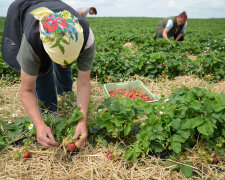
[103,80,159,103]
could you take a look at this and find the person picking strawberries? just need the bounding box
[154,11,188,42]
[2,0,95,148]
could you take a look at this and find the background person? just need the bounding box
[75,7,97,18]
[2,0,95,149]
[154,11,188,42]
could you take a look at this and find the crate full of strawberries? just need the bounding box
[104,81,158,103]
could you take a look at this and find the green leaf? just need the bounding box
[134,143,143,153]
[180,162,193,178]
[190,100,201,110]
[180,119,192,129]
[172,119,181,130]
[131,153,138,163]
[222,129,225,137]
[171,141,181,154]
[171,134,185,143]
[8,129,23,139]
[101,139,108,147]
[190,117,204,129]
[124,123,132,136]
[125,149,134,161]
[68,107,84,124]
[177,130,191,139]
[56,121,67,133]
[197,122,214,136]
[150,143,164,153]
[214,103,225,112]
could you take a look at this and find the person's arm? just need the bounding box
[163,19,173,43]
[162,27,171,43]
[79,11,84,18]
[175,32,183,41]
[20,69,58,148]
[78,8,89,18]
[72,70,91,147]
[175,21,187,41]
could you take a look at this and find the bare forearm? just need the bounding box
[162,31,169,41]
[76,79,91,123]
[175,32,183,41]
[20,89,45,128]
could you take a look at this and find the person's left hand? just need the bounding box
[72,120,88,148]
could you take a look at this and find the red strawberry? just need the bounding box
[68,143,76,152]
[24,152,31,158]
[212,155,217,164]
[106,152,114,160]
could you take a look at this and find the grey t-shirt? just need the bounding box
[75,7,89,18]
[17,28,95,76]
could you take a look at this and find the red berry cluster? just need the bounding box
[108,87,154,102]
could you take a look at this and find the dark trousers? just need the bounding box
[35,63,73,112]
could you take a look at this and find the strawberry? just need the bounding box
[13,152,21,161]
[68,143,76,152]
[64,140,70,146]
[75,141,81,148]
[106,152,114,160]
[80,136,85,140]
[24,152,31,158]
[212,155,217,164]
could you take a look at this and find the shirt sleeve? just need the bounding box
[77,42,95,71]
[16,34,41,76]
[82,8,89,17]
[166,19,173,30]
[181,21,187,34]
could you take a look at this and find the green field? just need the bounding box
[0,17,225,82]
[0,17,225,179]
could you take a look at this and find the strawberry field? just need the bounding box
[0,17,225,179]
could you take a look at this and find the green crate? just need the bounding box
[103,80,159,103]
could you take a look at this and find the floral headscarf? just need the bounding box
[30,7,84,65]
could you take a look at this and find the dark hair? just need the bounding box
[90,7,97,15]
[178,11,187,20]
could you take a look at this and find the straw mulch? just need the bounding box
[0,75,225,180]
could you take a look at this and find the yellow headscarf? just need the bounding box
[30,7,84,65]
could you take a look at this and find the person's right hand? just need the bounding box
[36,124,59,148]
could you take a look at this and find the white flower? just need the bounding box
[164,98,169,102]
[11,113,17,118]
[44,109,48,113]
[159,111,164,115]
[8,120,12,124]
[28,124,33,130]
[214,40,217,42]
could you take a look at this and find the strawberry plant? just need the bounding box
[90,86,225,164]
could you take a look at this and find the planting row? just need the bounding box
[1,86,225,160]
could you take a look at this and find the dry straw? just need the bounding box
[0,76,225,179]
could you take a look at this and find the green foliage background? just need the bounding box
[0,17,224,82]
